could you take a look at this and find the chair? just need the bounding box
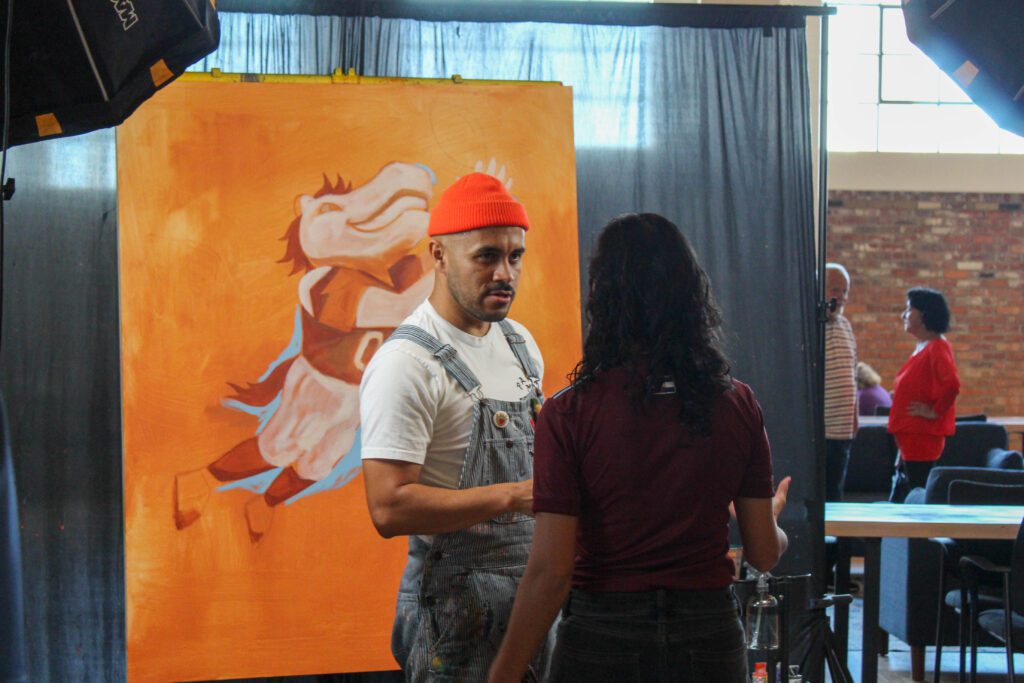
[846,424,1014,504]
[960,514,1024,682]
[957,414,989,423]
[844,425,898,502]
[881,465,1024,680]
[938,423,1011,468]
[933,481,1024,683]
[875,405,891,417]
[906,465,1024,506]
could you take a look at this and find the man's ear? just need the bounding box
[428,238,446,271]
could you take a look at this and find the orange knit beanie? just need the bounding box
[428,173,531,236]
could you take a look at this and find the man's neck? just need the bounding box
[428,290,490,337]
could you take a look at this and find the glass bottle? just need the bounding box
[745,571,780,651]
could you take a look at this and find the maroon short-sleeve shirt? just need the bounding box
[532,370,775,592]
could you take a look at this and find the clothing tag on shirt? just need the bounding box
[654,378,676,395]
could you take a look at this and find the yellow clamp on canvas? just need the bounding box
[35,113,62,137]
[151,59,175,88]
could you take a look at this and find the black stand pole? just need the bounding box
[813,2,836,572]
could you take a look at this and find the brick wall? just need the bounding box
[827,190,1024,416]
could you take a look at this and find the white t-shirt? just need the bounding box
[359,300,545,489]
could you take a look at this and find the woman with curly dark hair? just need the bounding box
[488,213,790,683]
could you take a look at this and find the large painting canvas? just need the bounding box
[118,79,580,682]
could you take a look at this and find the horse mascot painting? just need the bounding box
[173,161,436,542]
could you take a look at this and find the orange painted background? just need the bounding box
[117,80,580,682]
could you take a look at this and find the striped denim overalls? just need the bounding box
[388,320,550,682]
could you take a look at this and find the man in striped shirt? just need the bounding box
[824,263,858,501]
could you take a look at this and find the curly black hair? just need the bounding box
[570,213,732,435]
[907,286,951,334]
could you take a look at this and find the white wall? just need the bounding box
[829,152,1024,193]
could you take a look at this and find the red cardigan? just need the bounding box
[888,337,960,438]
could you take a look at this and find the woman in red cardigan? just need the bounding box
[887,287,960,502]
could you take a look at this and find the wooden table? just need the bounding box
[859,415,1024,451]
[825,502,1024,683]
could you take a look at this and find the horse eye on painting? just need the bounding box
[317,202,343,215]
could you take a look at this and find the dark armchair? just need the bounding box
[845,422,1017,503]
[932,480,1024,683]
[844,425,897,502]
[933,422,1013,469]
[880,459,1024,680]
[961,515,1024,682]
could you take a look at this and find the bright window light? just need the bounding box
[827,0,1024,154]
[936,105,1000,154]
[877,104,939,153]
[828,54,879,105]
[829,103,879,152]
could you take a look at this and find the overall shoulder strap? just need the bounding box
[497,320,540,381]
[388,325,482,397]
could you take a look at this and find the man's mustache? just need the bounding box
[486,285,516,295]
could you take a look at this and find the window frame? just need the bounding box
[826,0,1023,154]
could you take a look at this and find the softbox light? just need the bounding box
[903,0,1024,137]
[0,0,219,148]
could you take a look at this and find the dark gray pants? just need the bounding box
[825,438,853,502]
[549,587,748,683]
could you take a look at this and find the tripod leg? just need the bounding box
[1006,574,1015,683]
[822,619,856,683]
[970,584,979,683]
[834,538,851,662]
[958,585,967,683]
[935,550,946,683]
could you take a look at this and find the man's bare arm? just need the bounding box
[363,459,533,538]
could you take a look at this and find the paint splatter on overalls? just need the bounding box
[388,321,550,682]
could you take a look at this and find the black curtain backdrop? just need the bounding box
[1,391,28,683]
[2,131,124,681]
[2,5,822,681]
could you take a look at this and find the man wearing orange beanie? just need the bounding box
[359,173,551,680]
